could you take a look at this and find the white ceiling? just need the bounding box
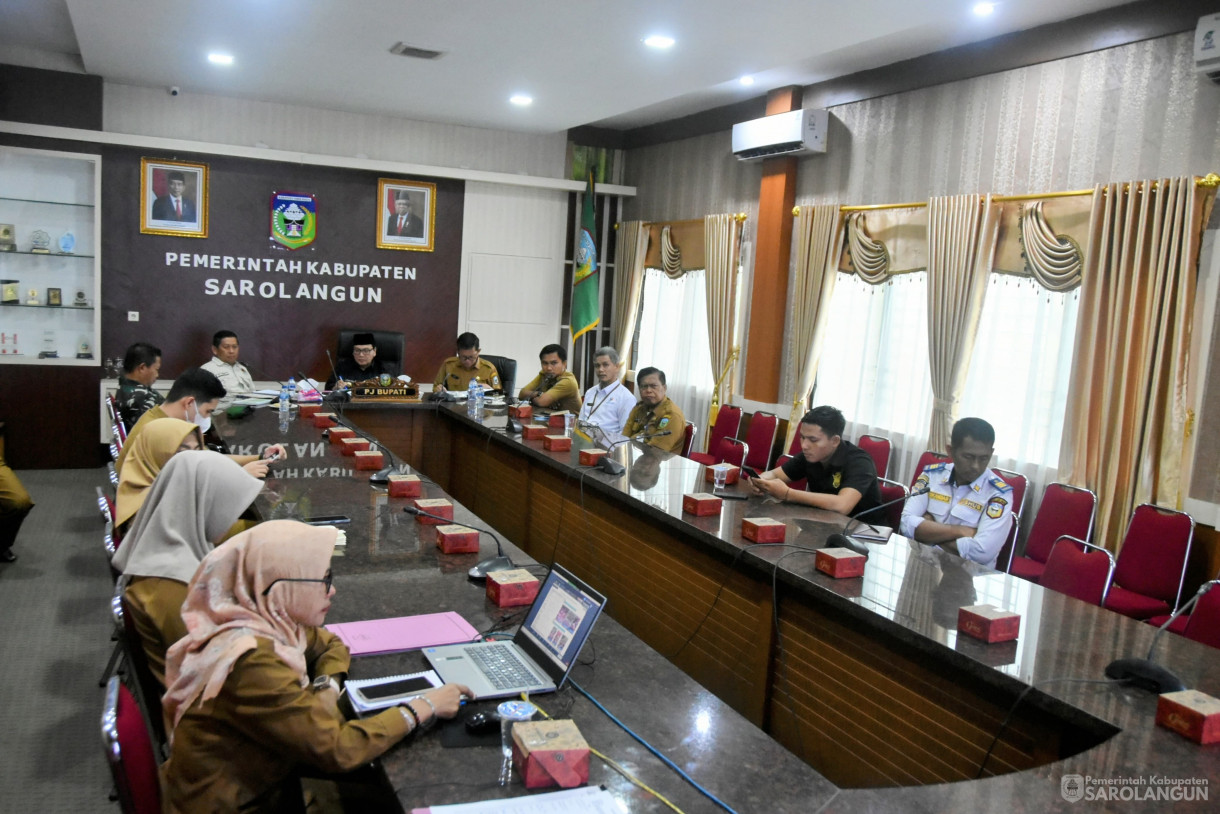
[0,0,1139,134]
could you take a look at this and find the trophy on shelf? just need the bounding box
[58,232,75,254]
[1,280,17,304]
[0,224,14,252]
[25,288,40,306]
[0,331,18,356]
[77,338,93,359]
[73,290,89,307]
[29,230,51,254]
[38,329,58,359]
[47,287,62,306]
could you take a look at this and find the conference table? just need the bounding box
[220,398,1220,812]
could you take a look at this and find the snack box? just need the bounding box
[435,524,480,554]
[353,450,384,470]
[957,604,1021,643]
[387,474,422,498]
[815,547,867,578]
[340,437,370,456]
[1156,689,1220,745]
[522,424,550,440]
[313,412,338,428]
[543,435,571,452]
[412,498,453,524]
[682,492,723,517]
[548,412,570,429]
[510,404,533,421]
[579,448,608,466]
[327,427,355,445]
[487,569,542,607]
[511,719,590,790]
[298,403,322,417]
[742,517,786,543]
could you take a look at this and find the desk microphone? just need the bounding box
[402,506,514,579]
[323,350,350,400]
[597,431,671,475]
[1104,579,1218,693]
[824,484,929,558]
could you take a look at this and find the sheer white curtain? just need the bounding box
[636,267,714,436]
[812,271,933,482]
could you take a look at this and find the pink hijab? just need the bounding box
[162,520,338,733]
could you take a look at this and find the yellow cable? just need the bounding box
[521,693,687,814]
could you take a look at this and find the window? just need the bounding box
[635,268,714,435]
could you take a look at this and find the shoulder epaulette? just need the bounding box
[989,473,1013,492]
[925,462,950,474]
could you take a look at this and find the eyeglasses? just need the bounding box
[352,346,375,355]
[262,568,333,596]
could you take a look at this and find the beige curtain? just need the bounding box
[704,214,743,441]
[1059,178,1212,552]
[785,205,843,449]
[612,221,649,370]
[925,194,1001,452]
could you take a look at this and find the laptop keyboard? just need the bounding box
[465,644,541,690]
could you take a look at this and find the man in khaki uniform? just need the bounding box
[433,332,501,392]
[518,343,582,413]
[622,366,685,454]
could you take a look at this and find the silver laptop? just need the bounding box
[423,564,607,700]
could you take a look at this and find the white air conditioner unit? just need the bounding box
[731,108,828,161]
[1195,13,1220,83]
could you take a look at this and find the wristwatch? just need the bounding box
[312,674,340,693]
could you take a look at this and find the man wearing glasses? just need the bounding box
[621,366,685,453]
[432,332,502,393]
[327,333,391,389]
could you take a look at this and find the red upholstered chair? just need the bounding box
[97,485,114,524]
[102,676,162,814]
[857,434,891,478]
[1039,536,1115,606]
[1181,581,1220,650]
[908,450,951,490]
[1103,504,1195,620]
[876,478,909,530]
[687,405,742,466]
[1008,483,1096,582]
[681,421,697,458]
[721,437,748,473]
[741,412,779,472]
[992,468,1028,574]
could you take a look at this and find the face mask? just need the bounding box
[188,401,212,434]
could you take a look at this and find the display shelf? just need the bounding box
[0,303,95,311]
[0,249,95,258]
[0,195,94,209]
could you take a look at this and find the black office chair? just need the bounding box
[481,354,516,396]
[336,330,405,377]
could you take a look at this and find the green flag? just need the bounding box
[571,173,599,341]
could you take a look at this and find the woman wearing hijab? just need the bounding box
[111,451,264,685]
[113,417,202,536]
[161,521,470,814]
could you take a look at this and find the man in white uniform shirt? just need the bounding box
[201,330,255,402]
[899,417,1014,570]
[577,347,636,437]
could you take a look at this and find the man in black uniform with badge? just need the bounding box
[327,333,391,389]
[749,405,881,516]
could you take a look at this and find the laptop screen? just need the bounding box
[515,564,606,682]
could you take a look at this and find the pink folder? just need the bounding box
[327,611,480,656]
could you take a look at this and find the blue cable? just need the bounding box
[568,679,740,814]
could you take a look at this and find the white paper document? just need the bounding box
[411,786,620,813]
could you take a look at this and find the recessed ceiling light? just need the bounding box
[509,94,533,106]
[739,75,755,87]
[643,35,675,49]
[207,53,234,66]
[972,2,996,16]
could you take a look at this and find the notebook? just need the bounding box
[327,611,480,656]
[423,564,607,700]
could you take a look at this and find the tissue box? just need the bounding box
[543,435,571,452]
[1157,689,1220,745]
[353,450,384,470]
[548,412,570,429]
[340,437,370,456]
[298,403,321,417]
[682,493,723,517]
[435,524,480,554]
[742,517,786,543]
[487,569,541,607]
[327,427,355,444]
[412,499,453,524]
[522,424,550,440]
[387,474,422,498]
[815,547,867,578]
[511,719,590,790]
[704,465,740,486]
[579,448,608,466]
[313,412,338,428]
[958,604,1021,643]
[510,404,533,421]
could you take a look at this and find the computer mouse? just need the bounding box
[464,710,500,735]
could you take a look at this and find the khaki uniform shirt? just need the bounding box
[622,397,686,453]
[201,356,255,401]
[433,357,501,391]
[520,370,582,413]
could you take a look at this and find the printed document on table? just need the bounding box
[410,786,620,813]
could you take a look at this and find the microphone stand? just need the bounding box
[1104,579,1218,693]
[824,484,930,558]
[596,430,672,475]
[403,505,514,579]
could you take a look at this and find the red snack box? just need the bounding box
[387,474,422,498]
[412,498,453,524]
[313,412,338,428]
[353,450,384,470]
[742,517,786,543]
[548,412,570,429]
[327,427,355,445]
[543,435,571,452]
[579,448,608,466]
[682,492,723,517]
[435,524,480,554]
[704,465,740,486]
[298,403,322,417]
[511,720,590,790]
[510,404,533,421]
[1157,689,1220,745]
[340,437,370,456]
[815,547,867,578]
[522,424,550,440]
[958,604,1021,643]
[487,569,541,607]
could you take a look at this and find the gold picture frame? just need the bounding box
[376,178,436,252]
[140,158,209,238]
[47,287,62,306]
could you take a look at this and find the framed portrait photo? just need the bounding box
[140,158,209,237]
[376,178,436,252]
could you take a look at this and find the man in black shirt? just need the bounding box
[327,333,391,389]
[748,405,881,517]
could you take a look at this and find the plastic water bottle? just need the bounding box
[467,377,480,417]
[279,383,290,415]
[286,376,298,405]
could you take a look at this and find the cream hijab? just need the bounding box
[162,520,338,732]
[110,451,264,582]
[114,417,203,529]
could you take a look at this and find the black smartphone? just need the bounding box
[741,466,762,480]
[305,515,351,525]
[715,491,748,500]
[353,676,434,702]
